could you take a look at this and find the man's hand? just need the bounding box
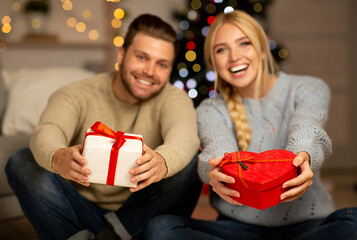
[129,144,167,192]
[208,156,243,206]
[281,151,313,202]
[52,144,91,187]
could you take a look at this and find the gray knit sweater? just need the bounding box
[197,72,334,227]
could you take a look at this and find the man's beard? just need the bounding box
[119,61,164,102]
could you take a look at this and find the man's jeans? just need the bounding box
[145,209,357,240]
[5,148,202,240]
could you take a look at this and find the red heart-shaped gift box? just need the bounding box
[220,149,297,210]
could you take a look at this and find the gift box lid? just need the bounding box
[221,150,297,192]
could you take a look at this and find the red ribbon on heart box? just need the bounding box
[219,149,297,210]
[82,121,143,188]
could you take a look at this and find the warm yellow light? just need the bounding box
[66,17,77,28]
[114,8,125,19]
[2,24,11,34]
[113,36,124,47]
[185,50,196,62]
[111,18,122,28]
[63,0,73,11]
[2,16,11,24]
[107,0,120,2]
[88,30,99,40]
[11,2,21,11]
[278,49,288,59]
[31,18,42,29]
[76,22,86,32]
[193,63,201,72]
[191,0,202,10]
[177,62,187,71]
[114,62,119,71]
[205,3,216,14]
[253,3,263,13]
[82,9,91,19]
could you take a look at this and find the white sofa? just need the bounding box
[0,66,94,221]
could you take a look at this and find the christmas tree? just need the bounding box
[170,0,286,107]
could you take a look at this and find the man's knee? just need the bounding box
[6,148,35,182]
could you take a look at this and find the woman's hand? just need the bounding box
[208,156,243,206]
[280,151,313,202]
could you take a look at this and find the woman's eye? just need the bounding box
[241,41,251,46]
[215,48,225,54]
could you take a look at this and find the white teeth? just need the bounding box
[137,79,152,85]
[230,65,248,73]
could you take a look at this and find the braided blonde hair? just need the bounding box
[204,10,278,151]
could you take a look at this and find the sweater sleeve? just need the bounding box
[154,87,200,178]
[285,77,332,172]
[196,97,239,184]
[30,89,82,172]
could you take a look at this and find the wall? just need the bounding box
[268,0,357,170]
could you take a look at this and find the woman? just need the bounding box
[145,10,357,240]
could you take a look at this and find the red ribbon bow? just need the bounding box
[219,151,293,188]
[85,121,143,186]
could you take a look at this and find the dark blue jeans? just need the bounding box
[5,148,202,240]
[145,208,357,240]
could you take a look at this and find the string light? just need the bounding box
[190,0,202,10]
[185,50,196,62]
[11,2,21,11]
[113,36,124,47]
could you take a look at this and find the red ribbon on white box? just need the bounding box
[84,121,143,186]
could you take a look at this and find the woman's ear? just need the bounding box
[116,47,125,65]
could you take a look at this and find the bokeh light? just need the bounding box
[114,8,125,19]
[177,62,187,71]
[66,17,77,28]
[278,49,288,59]
[206,70,216,82]
[205,3,216,14]
[173,80,185,90]
[186,41,196,50]
[2,24,11,33]
[186,78,197,89]
[2,16,11,24]
[185,50,197,61]
[76,22,86,32]
[179,20,190,30]
[224,6,234,14]
[111,18,122,28]
[201,26,210,36]
[179,68,189,78]
[82,9,91,19]
[191,0,202,10]
[88,30,99,40]
[113,36,124,47]
[187,10,198,21]
[62,0,73,10]
[207,16,216,25]
[192,63,201,72]
[11,2,21,11]
[31,18,42,29]
[253,3,263,13]
[188,88,198,98]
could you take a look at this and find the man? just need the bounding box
[6,14,201,240]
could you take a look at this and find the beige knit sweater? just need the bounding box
[30,72,200,210]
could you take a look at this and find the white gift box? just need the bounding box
[82,129,143,188]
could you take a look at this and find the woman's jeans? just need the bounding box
[5,148,202,240]
[145,208,357,240]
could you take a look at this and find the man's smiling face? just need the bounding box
[116,32,175,104]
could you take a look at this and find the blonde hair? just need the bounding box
[204,10,278,151]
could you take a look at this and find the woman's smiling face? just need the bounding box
[213,23,261,98]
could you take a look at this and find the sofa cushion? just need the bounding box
[1,67,94,136]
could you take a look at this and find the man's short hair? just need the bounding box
[123,14,177,52]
